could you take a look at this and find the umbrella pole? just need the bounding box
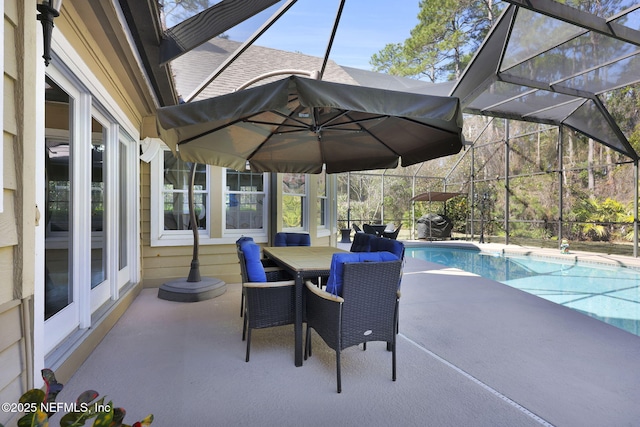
[187,162,201,282]
[158,162,226,302]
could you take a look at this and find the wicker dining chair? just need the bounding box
[236,236,282,317]
[237,241,296,362]
[304,254,402,393]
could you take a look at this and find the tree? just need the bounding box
[370,0,504,82]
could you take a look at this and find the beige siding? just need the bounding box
[142,244,241,287]
[0,302,26,427]
[1,3,33,424]
[0,246,14,304]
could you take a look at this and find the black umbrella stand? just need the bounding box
[158,162,226,302]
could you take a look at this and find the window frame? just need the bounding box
[161,152,210,236]
[282,173,308,231]
[150,147,270,246]
[316,171,329,231]
[223,168,268,235]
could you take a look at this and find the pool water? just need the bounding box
[406,246,640,337]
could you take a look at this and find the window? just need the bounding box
[282,173,307,229]
[317,172,328,228]
[162,152,208,232]
[224,169,265,231]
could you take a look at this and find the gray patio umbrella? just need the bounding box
[154,75,464,174]
[150,75,464,301]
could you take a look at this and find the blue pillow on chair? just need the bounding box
[325,251,399,296]
[236,236,254,247]
[274,232,311,246]
[240,242,267,282]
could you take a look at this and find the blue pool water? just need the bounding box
[406,246,640,337]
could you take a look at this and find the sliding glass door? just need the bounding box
[43,67,137,355]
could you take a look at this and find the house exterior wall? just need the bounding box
[0,2,338,422]
[1,1,36,425]
[0,3,165,425]
[139,162,336,288]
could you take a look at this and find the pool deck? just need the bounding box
[54,241,640,426]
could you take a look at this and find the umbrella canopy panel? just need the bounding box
[155,76,464,174]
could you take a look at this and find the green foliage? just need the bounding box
[570,196,632,241]
[282,195,302,227]
[442,196,468,232]
[371,0,504,81]
[1,370,152,427]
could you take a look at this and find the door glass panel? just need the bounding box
[91,118,106,288]
[44,77,72,320]
[119,139,128,270]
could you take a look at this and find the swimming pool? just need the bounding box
[406,246,640,337]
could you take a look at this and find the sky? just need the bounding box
[169,0,422,70]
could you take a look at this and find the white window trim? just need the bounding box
[317,172,329,232]
[151,148,208,246]
[222,168,268,237]
[150,148,267,246]
[282,174,309,231]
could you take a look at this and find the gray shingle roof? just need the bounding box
[171,38,361,101]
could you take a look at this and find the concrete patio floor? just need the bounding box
[54,244,640,426]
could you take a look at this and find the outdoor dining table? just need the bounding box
[262,245,347,367]
[367,224,388,236]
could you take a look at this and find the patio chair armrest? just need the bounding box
[305,281,343,351]
[264,267,292,281]
[243,280,295,288]
[305,281,344,303]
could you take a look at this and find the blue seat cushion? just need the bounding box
[274,232,311,247]
[240,242,267,282]
[325,251,400,296]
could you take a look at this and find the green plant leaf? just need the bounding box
[90,403,113,427]
[19,389,46,405]
[60,411,84,427]
[110,408,126,427]
[135,414,154,426]
[17,409,48,427]
[76,391,99,405]
[83,397,106,418]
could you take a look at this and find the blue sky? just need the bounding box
[220,0,421,70]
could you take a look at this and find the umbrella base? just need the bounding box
[340,228,351,243]
[158,277,226,302]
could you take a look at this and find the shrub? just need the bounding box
[0,369,152,427]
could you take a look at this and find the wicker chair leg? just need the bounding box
[304,328,311,360]
[392,339,397,381]
[245,328,252,362]
[240,291,244,317]
[336,349,342,393]
[242,311,248,341]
